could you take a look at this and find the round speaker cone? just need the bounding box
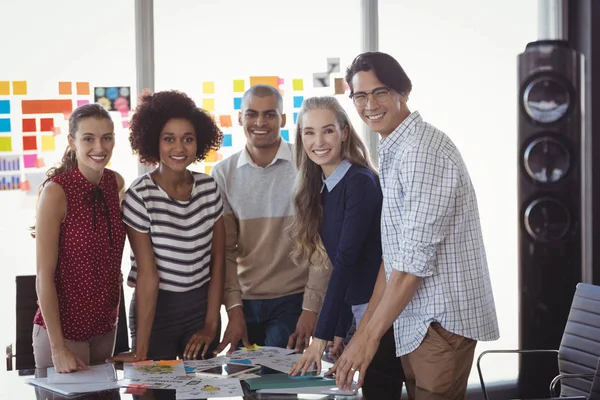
[524,197,570,242]
[523,136,570,183]
[523,77,570,123]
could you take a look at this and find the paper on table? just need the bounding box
[175,377,244,399]
[124,359,187,379]
[127,375,197,389]
[229,346,294,361]
[256,353,317,374]
[46,363,117,384]
[184,356,229,372]
[26,377,127,396]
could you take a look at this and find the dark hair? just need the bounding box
[345,52,412,96]
[32,103,113,237]
[129,90,222,165]
[242,84,283,113]
[40,103,112,191]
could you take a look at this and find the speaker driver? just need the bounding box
[523,76,570,124]
[523,136,570,183]
[524,197,571,242]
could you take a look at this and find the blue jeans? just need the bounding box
[242,293,303,348]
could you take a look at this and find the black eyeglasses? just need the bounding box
[350,87,392,107]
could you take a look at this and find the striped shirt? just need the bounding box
[378,111,500,357]
[122,171,224,292]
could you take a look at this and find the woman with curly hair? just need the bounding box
[32,103,127,372]
[108,90,225,362]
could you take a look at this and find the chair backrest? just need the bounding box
[15,275,38,370]
[14,275,130,371]
[558,283,600,397]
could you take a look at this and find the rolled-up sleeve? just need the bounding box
[388,146,458,277]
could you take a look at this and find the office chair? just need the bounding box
[478,283,600,400]
[6,275,129,371]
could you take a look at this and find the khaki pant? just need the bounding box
[32,324,117,369]
[401,322,477,400]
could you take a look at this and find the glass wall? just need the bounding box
[379,0,538,384]
[0,0,137,350]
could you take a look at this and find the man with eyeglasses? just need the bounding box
[327,52,500,399]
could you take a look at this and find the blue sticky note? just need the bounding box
[293,112,298,124]
[293,96,304,108]
[223,133,232,147]
[0,100,10,114]
[233,97,242,110]
[184,366,195,373]
[280,129,289,141]
[0,118,11,133]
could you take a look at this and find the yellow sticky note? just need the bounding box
[41,135,55,151]
[292,79,304,91]
[12,81,27,95]
[0,136,11,151]
[202,98,215,111]
[202,81,215,94]
[240,344,263,351]
[0,81,9,95]
[204,165,213,174]
[233,80,245,93]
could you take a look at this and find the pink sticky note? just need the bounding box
[132,360,154,366]
[77,100,90,107]
[122,121,130,129]
[278,77,285,85]
[120,110,129,118]
[23,154,37,169]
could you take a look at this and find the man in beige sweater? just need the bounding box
[212,85,329,354]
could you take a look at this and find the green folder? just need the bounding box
[244,373,337,390]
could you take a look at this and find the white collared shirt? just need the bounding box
[236,138,293,169]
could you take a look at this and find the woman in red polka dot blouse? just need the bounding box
[32,104,127,373]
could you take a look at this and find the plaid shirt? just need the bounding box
[378,111,500,357]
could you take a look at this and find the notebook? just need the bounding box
[244,373,337,390]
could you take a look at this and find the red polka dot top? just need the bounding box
[33,168,127,341]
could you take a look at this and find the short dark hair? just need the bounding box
[129,90,223,165]
[345,52,412,96]
[242,84,283,113]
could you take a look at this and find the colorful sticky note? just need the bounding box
[223,134,232,147]
[0,136,12,151]
[293,96,304,108]
[22,119,36,132]
[76,82,90,95]
[12,81,27,95]
[122,120,130,129]
[58,82,72,95]
[52,127,61,136]
[35,156,45,168]
[233,80,245,92]
[278,77,285,85]
[157,360,181,366]
[19,180,31,191]
[250,76,279,89]
[0,81,9,95]
[40,118,53,132]
[41,135,55,151]
[202,81,215,94]
[233,97,242,110]
[280,129,289,141]
[77,99,89,107]
[0,118,10,133]
[292,79,304,91]
[229,359,253,365]
[219,115,232,128]
[131,360,154,366]
[240,344,263,351]
[293,112,298,124]
[204,165,213,174]
[202,98,215,111]
[23,154,37,168]
[22,99,72,115]
[22,136,37,151]
[0,100,9,114]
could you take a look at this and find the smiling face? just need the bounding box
[301,108,348,177]
[351,70,406,138]
[158,118,197,172]
[239,95,286,150]
[69,117,115,176]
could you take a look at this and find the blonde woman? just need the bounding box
[288,96,403,398]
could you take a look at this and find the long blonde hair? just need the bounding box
[290,96,377,268]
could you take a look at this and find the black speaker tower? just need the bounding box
[517,40,583,397]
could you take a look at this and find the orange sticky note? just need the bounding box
[219,115,232,127]
[52,127,62,136]
[58,82,72,95]
[204,165,213,174]
[35,157,46,168]
[156,360,181,366]
[132,360,154,366]
[12,81,27,95]
[249,76,279,89]
[76,82,90,95]
[19,181,31,191]
[0,81,9,95]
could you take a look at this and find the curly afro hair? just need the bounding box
[129,90,223,165]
